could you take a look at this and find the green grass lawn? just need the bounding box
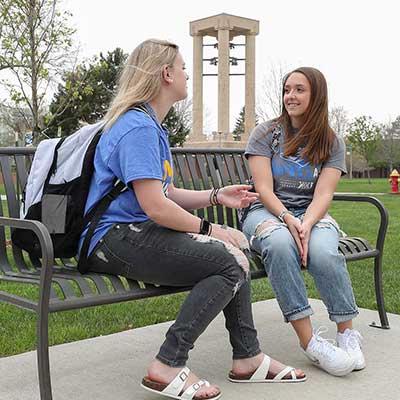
[1,178,399,357]
[336,178,391,193]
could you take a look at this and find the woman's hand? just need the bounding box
[210,224,249,250]
[217,185,259,209]
[284,214,304,261]
[299,220,313,267]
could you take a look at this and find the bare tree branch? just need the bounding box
[329,105,349,137]
[256,60,291,122]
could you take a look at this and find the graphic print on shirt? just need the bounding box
[272,144,321,194]
[162,159,173,194]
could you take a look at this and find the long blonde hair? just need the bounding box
[103,39,179,130]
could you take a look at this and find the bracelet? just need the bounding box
[209,188,221,206]
[278,210,293,223]
[199,218,212,235]
[214,188,221,205]
[209,188,214,206]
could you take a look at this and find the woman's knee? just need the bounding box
[254,220,296,256]
[188,233,249,283]
[308,247,345,278]
[223,261,247,287]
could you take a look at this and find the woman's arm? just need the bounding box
[248,156,285,217]
[302,167,341,226]
[248,155,303,257]
[167,184,211,210]
[300,167,341,265]
[167,182,258,210]
[132,179,244,246]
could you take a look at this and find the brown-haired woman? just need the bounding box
[242,67,365,377]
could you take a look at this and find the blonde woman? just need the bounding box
[80,39,306,400]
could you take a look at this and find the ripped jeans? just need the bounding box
[86,221,261,367]
[242,207,359,324]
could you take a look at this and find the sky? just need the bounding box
[65,0,399,133]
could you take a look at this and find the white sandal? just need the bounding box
[141,366,222,399]
[228,354,307,383]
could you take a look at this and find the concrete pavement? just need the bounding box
[1,299,399,400]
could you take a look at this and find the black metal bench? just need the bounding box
[0,146,389,400]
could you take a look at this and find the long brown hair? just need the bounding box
[275,67,335,164]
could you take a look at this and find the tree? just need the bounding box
[232,106,259,141]
[0,0,76,143]
[347,116,381,183]
[46,49,191,146]
[329,106,349,137]
[163,103,191,147]
[45,48,127,137]
[0,104,32,145]
[378,116,400,171]
[232,107,245,141]
[256,61,290,122]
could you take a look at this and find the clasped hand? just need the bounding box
[284,215,312,268]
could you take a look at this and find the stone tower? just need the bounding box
[188,13,259,148]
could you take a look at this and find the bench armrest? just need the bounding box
[332,194,389,254]
[0,217,54,311]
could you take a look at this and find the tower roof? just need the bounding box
[190,13,259,38]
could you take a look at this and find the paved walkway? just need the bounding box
[1,299,399,400]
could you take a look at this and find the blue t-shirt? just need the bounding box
[79,104,173,255]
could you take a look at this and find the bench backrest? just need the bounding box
[0,146,250,273]
[171,148,250,227]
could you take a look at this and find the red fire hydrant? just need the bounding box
[389,169,399,194]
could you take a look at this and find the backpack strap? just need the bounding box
[77,180,126,273]
[44,136,67,187]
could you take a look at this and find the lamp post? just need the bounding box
[346,144,353,179]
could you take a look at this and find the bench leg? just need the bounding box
[369,255,390,329]
[37,304,53,399]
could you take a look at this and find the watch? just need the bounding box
[278,210,293,223]
[199,218,212,235]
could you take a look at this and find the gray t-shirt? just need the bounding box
[245,121,347,210]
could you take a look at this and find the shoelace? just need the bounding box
[343,330,363,351]
[313,326,338,362]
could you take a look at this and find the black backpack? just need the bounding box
[12,107,147,273]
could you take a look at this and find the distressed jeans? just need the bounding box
[242,207,359,323]
[86,220,261,367]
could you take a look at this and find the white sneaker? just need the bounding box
[337,329,366,371]
[302,327,356,376]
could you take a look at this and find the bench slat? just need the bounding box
[205,154,224,224]
[224,154,241,227]
[14,154,30,193]
[0,156,31,272]
[214,154,235,227]
[186,153,204,219]
[194,154,216,223]
[232,154,248,184]
[174,154,192,189]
